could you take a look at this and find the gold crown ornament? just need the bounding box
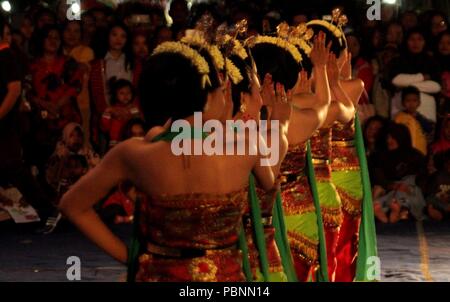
[306,8,348,46]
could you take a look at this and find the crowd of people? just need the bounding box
[0,0,449,281]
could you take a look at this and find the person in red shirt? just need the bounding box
[100,79,141,149]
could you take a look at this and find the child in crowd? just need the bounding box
[42,123,99,234]
[46,123,100,192]
[394,86,435,155]
[99,119,145,225]
[100,181,136,225]
[101,79,142,149]
[427,150,450,221]
[121,117,146,140]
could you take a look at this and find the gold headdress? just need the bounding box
[288,23,314,55]
[215,19,250,85]
[152,41,211,89]
[306,8,348,45]
[221,34,248,60]
[181,13,225,71]
[181,30,225,71]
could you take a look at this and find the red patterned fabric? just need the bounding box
[324,226,339,282]
[135,189,247,281]
[335,211,360,282]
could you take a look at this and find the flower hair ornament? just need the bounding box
[181,30,225,71]
[245,35,302,64]
[306,8,348,46]
[152,41,212,89]
[225,58,244,85]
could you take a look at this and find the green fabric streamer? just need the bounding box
[354,115,379,281]
[248,174,271,281]
[273,191,298,282]
[127,196,141,282]
[238,224,254,282]
[306,140,329,282]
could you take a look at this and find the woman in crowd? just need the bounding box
[89,22,136,154]
[62,20,95,147]
[372,123,427,223]
[28,25,82,172]
[389,28,441,123]
[436,31,450,116]
[363,115,388,158]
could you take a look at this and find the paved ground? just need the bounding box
[1,219,450,282]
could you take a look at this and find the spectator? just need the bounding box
[364,115,388,157]
[45,122,99,193]
[28,25,82,171]
[81,11,96,46]
[62,20,94,147]
[401,10,419,32]
[371,45,399,118]
[100,79,142,149]
[431,115,450,155]
[99,118,145,225]
[100,181,136,225]
[390,28,441,122]
[371,123,427,223]
[426,150,450,221]
[121,117,146,140]
[394,86,434,155]
[169,0,190,33]
[152,25,173,50]
[385,22,403,49]
[290,11,309,26]
[0,16,53,223]
[28,8,57,57]
[132,30,149,90]
[89,22,135,154]
[19,15,34,57]
[427,11,448,53]
[436,31,450,115]
[346,32,374,104]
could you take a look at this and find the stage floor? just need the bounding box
[1,220,450,282]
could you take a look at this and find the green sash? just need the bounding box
[354,115,378,281]
[306,140,329,282]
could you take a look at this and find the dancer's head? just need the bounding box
[248,36,301,90]
[139,41,224,128]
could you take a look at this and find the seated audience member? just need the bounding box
[371,123,427,223]
[426,150,450,221]
[394,86,434,155]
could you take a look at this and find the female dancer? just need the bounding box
[60,40,291,281]
[249,31,334,281]
[306,17,356,281]
[307,13,378,281]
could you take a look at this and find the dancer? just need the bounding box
[60,41,291,281]
[306,14,357,281]
[249,29,333,281]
